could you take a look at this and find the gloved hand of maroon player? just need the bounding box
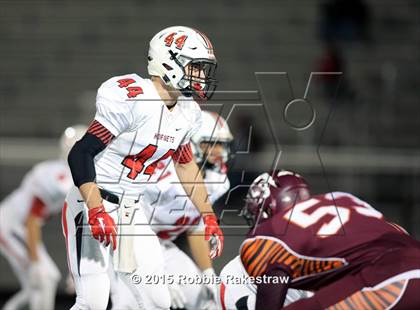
[203,214,224,259]
[88,204,117,250]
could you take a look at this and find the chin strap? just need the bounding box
[180,87,193,97]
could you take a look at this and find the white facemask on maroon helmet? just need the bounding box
[241,170,311,226]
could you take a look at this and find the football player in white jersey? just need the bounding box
[110,111,233,309]
[63,26,224,310]
[0,125,86,310]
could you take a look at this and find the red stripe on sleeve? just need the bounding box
[92,127,107,136]
[172,143,193,164]
[96,129,110,139]
[89,122,102,131]
[87,120,115,145]
[103,135,114,145]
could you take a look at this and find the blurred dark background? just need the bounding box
[1,0,419,308]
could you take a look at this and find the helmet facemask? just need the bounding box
[174,54,218,101]
[240,171,311,227]
[148,27,218,101]
[241,174,275,227]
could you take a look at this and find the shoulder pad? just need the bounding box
[98,74,149,102]
[177,97,201,123]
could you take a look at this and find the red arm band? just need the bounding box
[30,196,47,219]
[172,143,193,164]
[87,120,115,145]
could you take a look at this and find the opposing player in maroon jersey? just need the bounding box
[239,170,420,309]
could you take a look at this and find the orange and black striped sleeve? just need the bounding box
[325,279,407,310]
[240,237,346,280]
[240,238,291,310]
[240,238,291,278]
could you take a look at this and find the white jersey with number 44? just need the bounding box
[91,73,202,197]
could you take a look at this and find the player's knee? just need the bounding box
[74,274,110,310]
[44,270,61,284]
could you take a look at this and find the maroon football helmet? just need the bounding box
[241,170,311,226]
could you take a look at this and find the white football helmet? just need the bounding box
[148,26,217,100]
[191,111,233,166]
[59,124,87,159]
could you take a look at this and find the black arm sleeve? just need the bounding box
[255,268,290,310]
[67,133,107,187]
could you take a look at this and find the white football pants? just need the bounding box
[63,186,170,310]
[110,240,207,310]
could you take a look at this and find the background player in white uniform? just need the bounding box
[110,111,233,309]
[0,125,86,310]
[63,26,224,310]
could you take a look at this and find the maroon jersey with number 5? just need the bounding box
[240,191,420,291]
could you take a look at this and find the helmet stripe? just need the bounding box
[193,28,214,50]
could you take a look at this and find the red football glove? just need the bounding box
[203,214,224,259]
[88,205,117,250]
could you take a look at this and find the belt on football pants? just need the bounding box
[99,188,120,204]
